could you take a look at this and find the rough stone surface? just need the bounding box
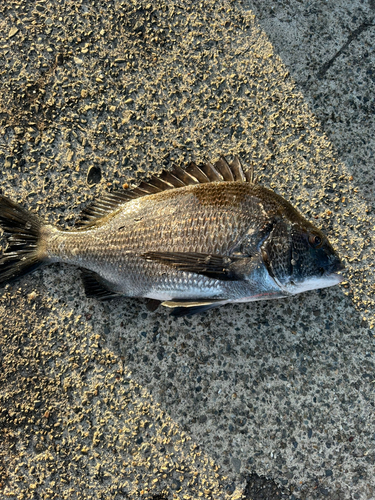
[0,0,374,499]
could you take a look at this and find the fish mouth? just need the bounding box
[287,271,344,295]
[319,258,345,277]
[332,259,345,273]
[328,272,345,284]
[318,263,345,284]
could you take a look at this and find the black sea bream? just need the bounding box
[0,157,344,315]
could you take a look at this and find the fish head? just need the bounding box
[261,219,345,295]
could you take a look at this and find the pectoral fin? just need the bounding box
[142,251,251,281]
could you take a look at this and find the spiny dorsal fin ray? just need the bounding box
[200,161,223,181]
[158,170,186,188]
[185,162,210,183]
[215,157,234,181]
[169,164,200,186]
[75,155,254,228]
[229,156,247,182]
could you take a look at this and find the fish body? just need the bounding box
[0,157,344,315]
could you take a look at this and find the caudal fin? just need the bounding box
[0,195,44,286]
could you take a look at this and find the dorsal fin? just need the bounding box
[75,191,137,228]
[75,155,254,228]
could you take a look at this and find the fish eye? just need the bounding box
[309,233,323,248]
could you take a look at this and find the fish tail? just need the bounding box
[0,195,46,286]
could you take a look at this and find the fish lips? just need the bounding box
[283,269,344,295]
[323,272,345,285]
[323,260,346,285]
[290,260,345,295]
[331,258,345,273]
[320,255,345,277]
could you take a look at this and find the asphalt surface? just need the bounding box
[0,0,374,499]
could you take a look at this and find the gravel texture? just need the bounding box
[0,0,374,499]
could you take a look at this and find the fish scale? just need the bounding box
[44,183,261,299]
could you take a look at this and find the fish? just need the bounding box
[0,156,344,316]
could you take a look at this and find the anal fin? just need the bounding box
[81,269,120,300]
